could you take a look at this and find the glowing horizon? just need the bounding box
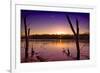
[21,10,89,36]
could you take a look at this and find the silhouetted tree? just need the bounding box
[23,16,30,60]
[66,15,80,60]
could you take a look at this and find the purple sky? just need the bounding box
[21,10,89,35]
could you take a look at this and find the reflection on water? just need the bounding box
[21,39,89,63]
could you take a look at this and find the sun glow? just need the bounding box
[56,31,66,35]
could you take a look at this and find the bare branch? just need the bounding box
[76,19,79,35]
[28,28,30,37]
[66,15,76,35]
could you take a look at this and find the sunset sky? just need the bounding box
[21,10,89,35]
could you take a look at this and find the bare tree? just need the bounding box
[23,16,30,60]
[66,15,80,60]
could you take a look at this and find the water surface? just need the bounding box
[21,39,89,63]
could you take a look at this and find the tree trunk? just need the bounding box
[76,19,80,60]
[75,35,80,60]
[24,16,28,59]
[66,16,80,60]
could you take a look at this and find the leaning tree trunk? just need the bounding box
[66,16,80,60]
[23,16,29,60]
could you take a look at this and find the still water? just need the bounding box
[21,39,89,63]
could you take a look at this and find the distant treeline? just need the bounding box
[21,34,89,40]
